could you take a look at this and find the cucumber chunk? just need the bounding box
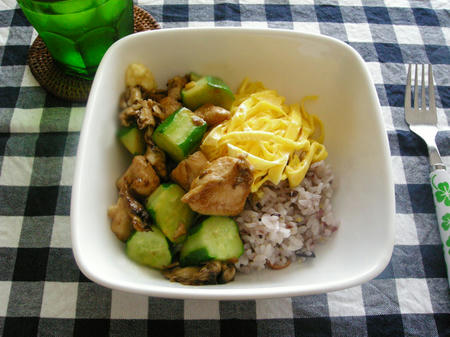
[180,216,244,266]
[126,228,172,269]
[152,107,207,162]
[181,76,235,110]
[146,183,196,243]
[117,125,145,155]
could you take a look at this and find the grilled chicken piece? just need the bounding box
[167,75,188,100]
[194,103,231,126]
[144,140,167,179]
[117,155,160,198]
[181,156,253,216]
[162,261,236,285]
[125,63,156,92]
[158,96,182,119]
[107,196,132,241]
[170,151,210,191]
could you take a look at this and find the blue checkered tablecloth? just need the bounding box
[0,0,449,336]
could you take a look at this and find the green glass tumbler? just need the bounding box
[17,0,134,79]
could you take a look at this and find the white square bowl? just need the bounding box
[71,28,395,300]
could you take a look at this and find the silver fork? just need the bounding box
[404,64,450,286]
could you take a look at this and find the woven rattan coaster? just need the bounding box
[27,6,160,102]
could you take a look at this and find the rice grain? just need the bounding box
[234,161,339,272]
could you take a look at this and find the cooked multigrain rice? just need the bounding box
[234,161,339,272]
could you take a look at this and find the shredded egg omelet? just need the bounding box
[201,79,328,192]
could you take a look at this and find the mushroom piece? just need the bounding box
[121,189,152,232]
[107,188,153,241]
[145,88,168,102]
[167,75,188,100]
[152,75,188,120]
[144,139,167,179]
[218,263,237,284]
[119,99,156,130]
[119,86,143,109]
[162,261,236,285]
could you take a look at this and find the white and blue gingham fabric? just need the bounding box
[0,0,449,336]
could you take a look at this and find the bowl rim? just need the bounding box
[71,27,395,300]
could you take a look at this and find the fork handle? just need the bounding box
[430,168,450,287]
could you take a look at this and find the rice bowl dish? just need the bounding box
[71,28,394,299]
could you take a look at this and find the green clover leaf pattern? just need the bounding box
[446,236,450,255]
[435,181,450,206]
[442,213,450,231]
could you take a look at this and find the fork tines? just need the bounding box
[405,64,436,112]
